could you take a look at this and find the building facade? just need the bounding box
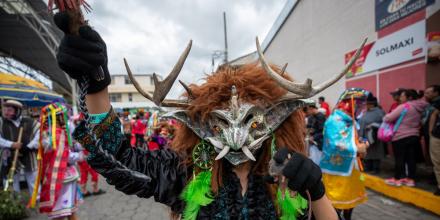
[108,74,158,109]
[258,0,440,110]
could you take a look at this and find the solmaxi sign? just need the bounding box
[345,20,426,78]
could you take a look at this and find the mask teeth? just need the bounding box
[215,146,230,160]
[207,137,224,149]
[242,146,256,161]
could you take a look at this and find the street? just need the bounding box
[29,178,440,220]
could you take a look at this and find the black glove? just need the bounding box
[273,147,325,201]
[54,12,111,94]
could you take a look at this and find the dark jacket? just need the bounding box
[307,112,326,150]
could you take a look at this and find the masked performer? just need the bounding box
[53,11,365,219]
[319,88,369,220]
[30,103,82,220]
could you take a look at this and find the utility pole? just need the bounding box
[223,12,228,63]
[212,12,229,72]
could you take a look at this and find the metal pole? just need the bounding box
[223,12,228,63]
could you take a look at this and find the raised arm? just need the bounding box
[54,12,187,212]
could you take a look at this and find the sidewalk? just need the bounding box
[28,177,440,220]
[363,156,440,216]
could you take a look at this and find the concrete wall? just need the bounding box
[264,0,376,107]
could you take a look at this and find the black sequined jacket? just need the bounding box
[73,110,313,220]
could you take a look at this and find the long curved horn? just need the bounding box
[256,37,367,98]
[256,37,312,96]
[179,80,195,100]
[124,58,153,101]
[124,40,192,107]
[310,38,367,96]
[280,63,288,77]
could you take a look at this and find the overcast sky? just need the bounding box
[84,0,287,98]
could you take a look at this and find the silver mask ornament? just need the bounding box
[165,88,307,165]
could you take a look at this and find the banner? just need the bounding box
[346,20,426,78]
[375,0,434,31]
[345,43,375,78]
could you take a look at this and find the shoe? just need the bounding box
[92,189,106,196]
[385,178,402,186]
[401,178,415,187]
[434,188,440,196]
[82,191,92,197]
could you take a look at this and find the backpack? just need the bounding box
[378,104,409,142]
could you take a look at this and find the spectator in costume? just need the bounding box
[320,88,369,220]
[73,116,106,197]
[30,103,82,220]
[132,112,147,148]
[147,121,174,151]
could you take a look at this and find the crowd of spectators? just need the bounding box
[303,85,440,196]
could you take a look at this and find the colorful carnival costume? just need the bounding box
[30,103,82,219]
[320,88,369,219]
[51,6,366,219]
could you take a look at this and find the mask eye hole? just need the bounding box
[218,117,228,126]
[214,116,229,128]
[244,114,254,124]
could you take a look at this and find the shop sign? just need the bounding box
[346,20,426,78]
[427,32,440,61]
[375,0,434,30]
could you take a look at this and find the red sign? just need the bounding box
[344,42,374,78]
[427,32,440,61]
[427,32,440,41]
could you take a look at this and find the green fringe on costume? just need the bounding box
[180,171,214,220]
[277,188,308,220]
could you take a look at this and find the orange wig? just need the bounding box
[170,62,306,194]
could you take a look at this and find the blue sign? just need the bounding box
[375,0,434,31]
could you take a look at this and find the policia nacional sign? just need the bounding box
[375,0,434,31]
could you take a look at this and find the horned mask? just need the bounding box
[124,37,367,166]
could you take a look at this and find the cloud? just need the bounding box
[85,0,287,98]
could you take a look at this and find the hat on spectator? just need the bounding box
[366,94,378,105]
[3,100,23,108]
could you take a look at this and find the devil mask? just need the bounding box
[124,37,366,166]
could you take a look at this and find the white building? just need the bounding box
[232,0,440,110]
[108,74,161,109]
